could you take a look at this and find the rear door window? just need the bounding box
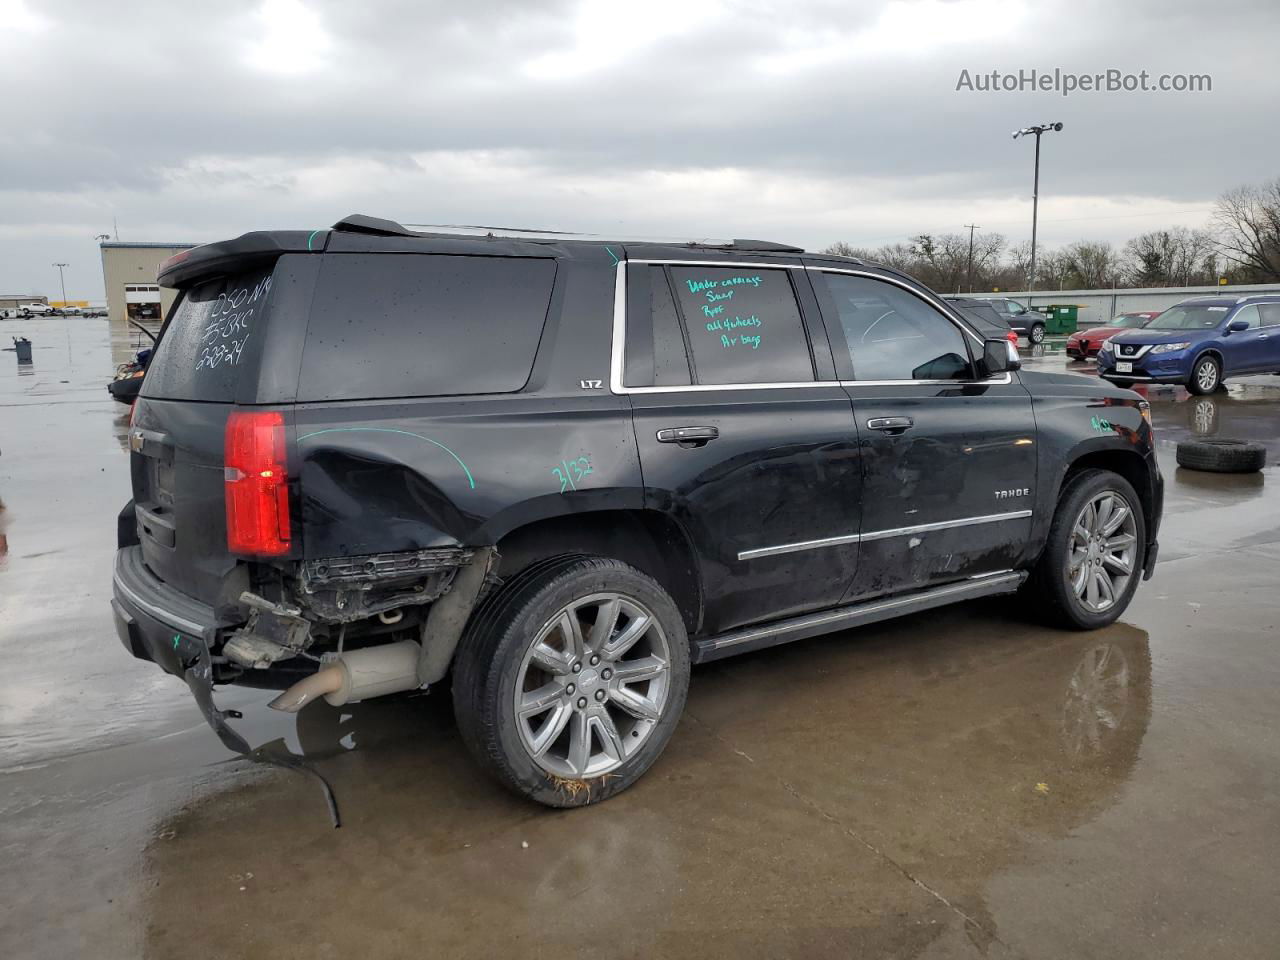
[624,265,692,387]
[298,254,556,401]
[667,266,814,384]
[143,266,275,402]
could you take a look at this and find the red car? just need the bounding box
[1066,311,1159,359]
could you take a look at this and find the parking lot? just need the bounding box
[2,315,1278,959]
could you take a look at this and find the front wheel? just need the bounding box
[452,556,690,807]
[1029,324,1047,345]
[1027,469,1146,630]
[1187,354,1221,395]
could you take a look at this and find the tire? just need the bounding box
[1187,354,1221,395]
[452,555,690,807]
[1175,438,1266,473]
[1027,469,1147,630]
[1029,324,1047,345]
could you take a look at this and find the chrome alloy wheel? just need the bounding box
[1068,491,1138,613]
[514,593,672,779]
[1195,358,1219,392]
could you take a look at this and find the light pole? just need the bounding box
[963,223,979,293]
[1012,122,1063,292]
[53,262,69,309]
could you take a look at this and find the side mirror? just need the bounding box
[982,338,1021,376]
[1227,319,1250,333]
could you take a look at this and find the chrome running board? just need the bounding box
[691,571,1027,664]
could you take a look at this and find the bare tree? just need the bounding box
[1124,227,1218,286]
[819,240,917,273]
[905,232,1007,292]
[1062,241,1123,289]
[1212,179,1280,282]
[821,241,868,259]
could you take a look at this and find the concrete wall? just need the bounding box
[99,243,195,325]
[953,283,1280,330]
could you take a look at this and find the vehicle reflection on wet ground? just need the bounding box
[2,318,1278,959]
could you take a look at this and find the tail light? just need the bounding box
[224,410,291,556]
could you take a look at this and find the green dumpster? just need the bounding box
[1042,303,1080,335]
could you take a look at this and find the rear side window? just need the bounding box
[624,265,692,387]
[143,266,275,402]
[298,254,556,401]
[668,266,814,384]
[1259,303,1280,328]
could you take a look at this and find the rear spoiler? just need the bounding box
[158,230,327,288]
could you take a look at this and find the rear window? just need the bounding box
[143,266,275,402]
[668,266,814,385]
[298,254,556,401]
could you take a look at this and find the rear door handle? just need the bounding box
[656,426,720,447]
[866,416,914,434]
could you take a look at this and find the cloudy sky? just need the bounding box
[1,0,1275,300]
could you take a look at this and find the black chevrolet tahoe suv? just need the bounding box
[112,215,1162,806]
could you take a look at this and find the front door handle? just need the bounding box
[656,426,720,447]
[866,416,914,435]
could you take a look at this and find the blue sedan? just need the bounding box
[1098,296,1280,394]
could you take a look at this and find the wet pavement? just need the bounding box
[2,320,1278,959]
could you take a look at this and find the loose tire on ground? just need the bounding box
[1026,468,1147,630]
[1175,438,1266,473]
[452,555,690,807]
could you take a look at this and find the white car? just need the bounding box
[19,303,54,316]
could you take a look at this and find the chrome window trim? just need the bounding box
[806,265,986,345]
[609,261,1014,395]
[736,510,1033,561]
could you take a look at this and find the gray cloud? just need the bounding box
[2,0,1276,299]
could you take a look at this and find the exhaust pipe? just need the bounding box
[269,640,421,713]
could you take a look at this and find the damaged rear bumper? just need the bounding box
[112,545,217,677]
[112,546,250,752]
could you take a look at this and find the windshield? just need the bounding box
[1146,305,1229,330]
[1110,315,1150,328]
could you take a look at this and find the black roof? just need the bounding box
[158,214,859,287]
[332,214,804,253]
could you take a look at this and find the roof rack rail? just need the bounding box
[331,214,803,252]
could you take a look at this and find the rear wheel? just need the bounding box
[1188,354,1221,395]
[1027,469,1146,630]
[452,556,690,807]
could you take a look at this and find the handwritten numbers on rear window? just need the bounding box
[195,275,272,371]
[553,456,594,493]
